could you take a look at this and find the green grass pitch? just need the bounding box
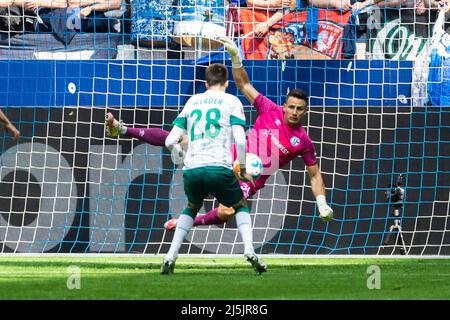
[0,256,449,300]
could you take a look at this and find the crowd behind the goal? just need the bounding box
[0,0,450,60]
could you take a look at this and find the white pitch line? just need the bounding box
[1,253,450,259]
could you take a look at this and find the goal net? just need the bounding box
[0,1,449,255]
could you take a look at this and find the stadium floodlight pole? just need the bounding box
[381,174,408,255]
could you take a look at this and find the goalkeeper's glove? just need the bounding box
[217,36,243,69]
[316,195,334,222]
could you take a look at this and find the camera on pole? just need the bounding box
[385,174,405,209]
[381,174,408,255]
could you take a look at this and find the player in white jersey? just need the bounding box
[174,85,246,170]
[161,63,267,275]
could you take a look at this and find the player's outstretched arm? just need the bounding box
[307,164,334,222]
[218,36,260,106]
[0,109,20,141]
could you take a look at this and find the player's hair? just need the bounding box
[286,89,309,105]
[205,63,228,87]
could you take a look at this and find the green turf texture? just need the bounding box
[0,256,449,300]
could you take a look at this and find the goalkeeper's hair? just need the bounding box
[205,63,228,87]
[286,89,309,105]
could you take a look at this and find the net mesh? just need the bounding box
[0,1,449,254]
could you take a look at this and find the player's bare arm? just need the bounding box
[307,164,334,222]
[307,164,326,197]
[0,109,20,141]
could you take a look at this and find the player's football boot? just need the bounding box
[105,112,124,138]
[245,254,267,274]
[160,259,175,275]
[164,218,178,231]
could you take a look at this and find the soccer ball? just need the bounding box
[233,153,263,181]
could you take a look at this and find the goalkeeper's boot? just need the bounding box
[164,218,178,231]
[160,259,175,275]
[105,112,125,138]
[245,254,267,274]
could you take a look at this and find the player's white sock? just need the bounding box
[235,210,255,256]
[165,214,194,262]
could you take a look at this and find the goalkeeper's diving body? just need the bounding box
[158,63,266,274]
[105,36,334,233]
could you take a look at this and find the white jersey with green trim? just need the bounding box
[173,90,246,169]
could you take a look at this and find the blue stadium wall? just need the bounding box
[0,60,449,255]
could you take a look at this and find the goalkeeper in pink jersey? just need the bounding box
[165,36,333,229]
[105,36,334,230]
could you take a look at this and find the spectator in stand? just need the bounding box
[370,0,449,14]
[0,0,17,6]
[23,0,122,35]
[1,0,122,45]
[0,0,66,35]
[246,0,293,9]
[246,0,353,11]
[415,0,450,14]
[248,0,357,38]
[24,0,67,10]
[311,0,353,9]
[232,0,247,6]
[0,0,65,9]
[245,0,293,37]
[21,0,122,17]
[66,0,121,20]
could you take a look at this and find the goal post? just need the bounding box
[0,59,448,255]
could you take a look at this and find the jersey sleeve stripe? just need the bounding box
[230,114,246,126]
[173,117,187,130]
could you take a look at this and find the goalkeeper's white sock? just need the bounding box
[165,214,194,262]
[235,210,255,256]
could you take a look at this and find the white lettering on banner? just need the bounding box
[372,19,428,60]
[0,142,77,253]
[0,142,163,253]
[87,144,163,253]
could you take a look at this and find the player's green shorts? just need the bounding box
[183,166,243,207]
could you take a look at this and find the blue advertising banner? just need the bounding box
[0,59,412,108]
